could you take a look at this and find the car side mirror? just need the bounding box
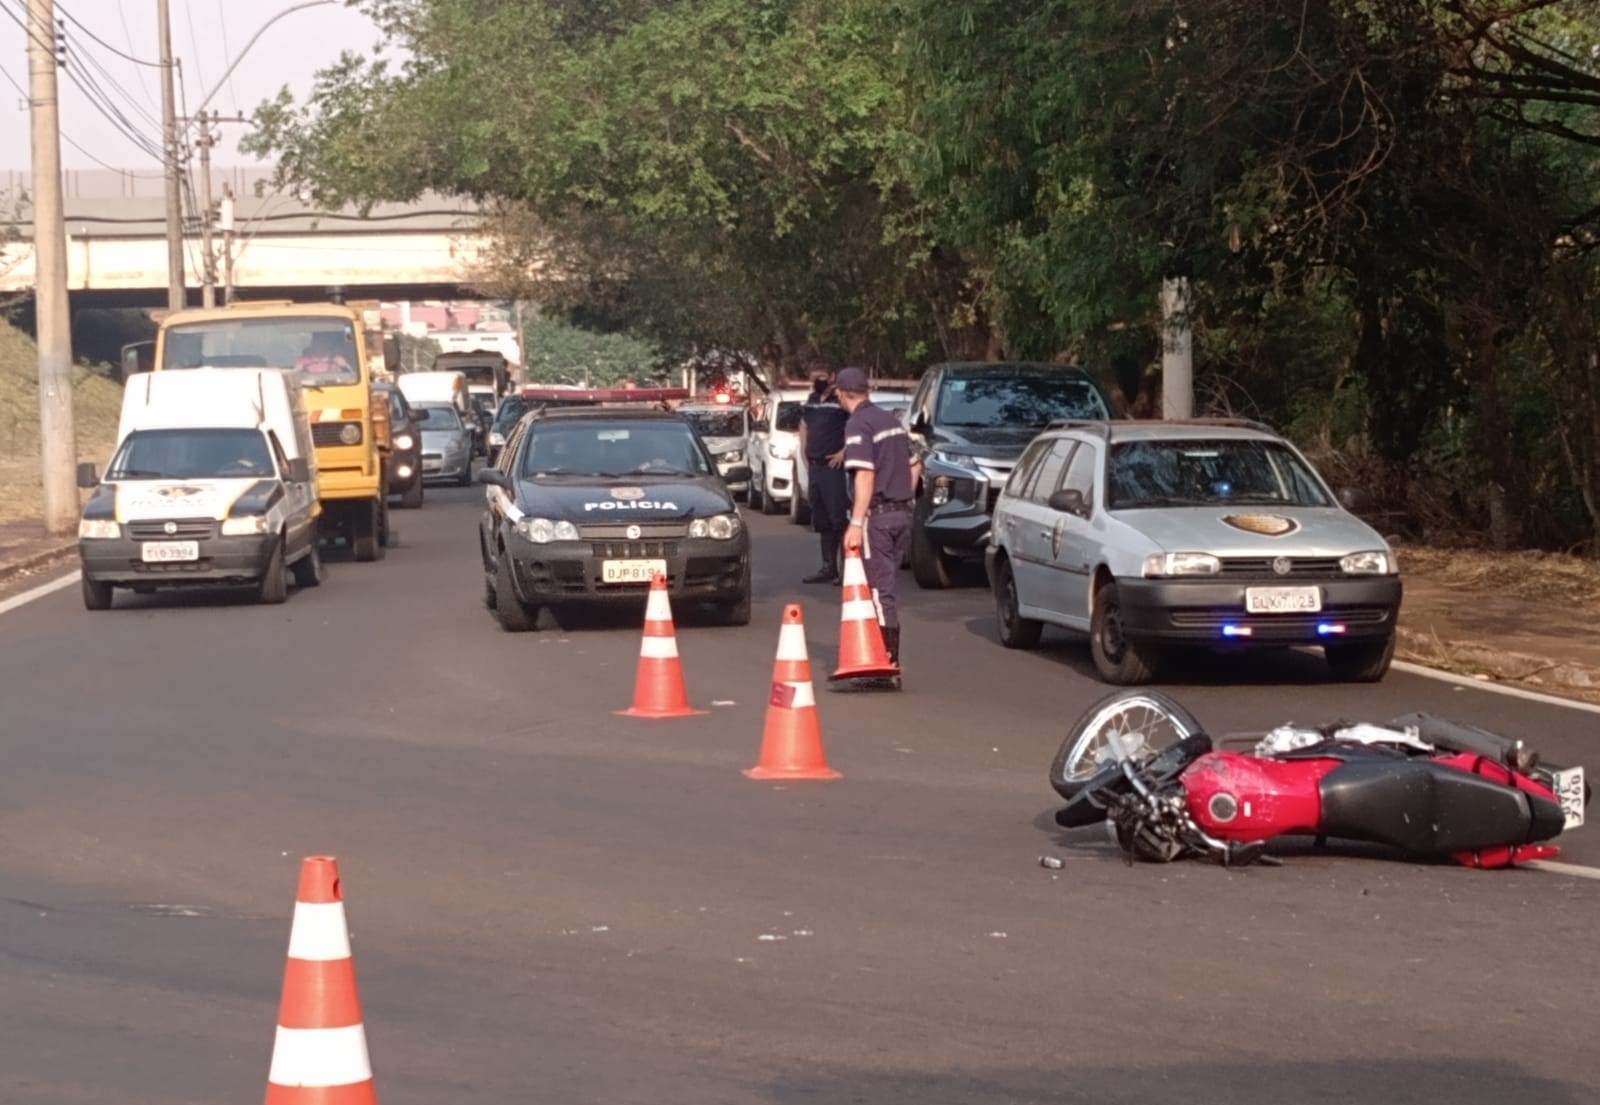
[76,462,98,489]
[476,467,511,489]
[910,415,930,438]
[287,457,312,483]
[1048,488,1089,517]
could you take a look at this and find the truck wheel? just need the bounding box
[351,501,384,562]
[291,543,324,588]
[400,478,424,509]
[81,575,113,611]
[258,539,288,604]
[494,552,539,632]
[909,510,955,590]
[1325,635,1395,682]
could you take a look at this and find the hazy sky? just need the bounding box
[0,0,386,172]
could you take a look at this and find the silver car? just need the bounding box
[985,420,1402,684]
[414,401,475,487]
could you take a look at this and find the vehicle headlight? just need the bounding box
[720,450,745,465]
[931,474,981,506]
[221,515,271,536]
[689,513,741,540]
[338,424,361,446]
[490,431,505,446]
[1142,552,1222,578]
[393,433,414,451]
[1340,550,1394,575]
[770,440,795,460]
[78,518,120,539]
[515,518,579,544]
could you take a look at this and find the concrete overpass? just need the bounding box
[0,192,496,308]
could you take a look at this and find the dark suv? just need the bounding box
[375,381,425,510]
[905,362,1114,588]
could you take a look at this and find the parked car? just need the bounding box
[747,386,810,515]
[678,399,752,500]
[414,400,475,486]
[791,388,913,526]
[375,381,424,509]
[985,419,1402,685]
[906,362,1114,588]
[487,394,533,465]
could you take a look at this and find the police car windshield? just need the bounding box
[1107,439,1333,509]
[937,372,1106,428]
[521,422,712,478]
[109,428,276,480]
[683,409,746,438]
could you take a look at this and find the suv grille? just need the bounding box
[127,518,215,540]
[1219,556,1345,579]
[580,521,689,540]
[312,422,362,447]
[591,541,680,559]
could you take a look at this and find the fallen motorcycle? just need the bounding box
[1050,691,1589,868]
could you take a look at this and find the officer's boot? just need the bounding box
[883,626,902,690]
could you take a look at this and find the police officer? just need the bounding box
[838,366,920,678]
[798,363,849,584]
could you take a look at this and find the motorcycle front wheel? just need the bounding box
[1050,689,1205,801]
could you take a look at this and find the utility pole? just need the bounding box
[220,183,236,303]
[27,0,78,534]
[158,0,184,311]
[1160,276,1193,420]
[196,111,216,308]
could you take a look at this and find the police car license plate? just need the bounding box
[1245,586,1321,613]
[1553,766,1585,830]
[141,541,199,563]
[602,559,666,584]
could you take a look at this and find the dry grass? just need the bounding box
[0,322,124,523]
[1397,544,1600,608]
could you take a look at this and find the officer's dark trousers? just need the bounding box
[864,509,911,628]
[809,462,849,571]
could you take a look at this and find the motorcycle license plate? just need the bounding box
[602,559,666,584]
[1553,766,1586,830]
[1245,586,1321,614]
[140,541,199,563]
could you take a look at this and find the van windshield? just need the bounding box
[108,428,276,480]
[162,318,361,387]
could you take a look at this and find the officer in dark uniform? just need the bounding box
[798,363,849,584]
[838,366,920,677]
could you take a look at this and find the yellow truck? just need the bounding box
[153,301,392,561]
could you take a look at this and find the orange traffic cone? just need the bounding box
[265,856,377,1105]
[617,573,706,719]
[745,604,842,780]
[829,545,899,681]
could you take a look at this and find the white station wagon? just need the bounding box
[985,420,1402,684]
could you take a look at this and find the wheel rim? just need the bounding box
[1100,597,1126,661]
[998,566,1018,634]
[1061,694,1196,783]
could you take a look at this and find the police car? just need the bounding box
[476,406,752,629]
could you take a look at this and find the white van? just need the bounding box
[76,368,323,610]
[397,370,471,417]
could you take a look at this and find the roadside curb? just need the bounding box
[0,540,76,586]
[1396,625,1600,705]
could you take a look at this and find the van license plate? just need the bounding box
[141,541,199,563]
[602,559,666,584]
[1553,766,1585,830]
[1245,586,1321,613]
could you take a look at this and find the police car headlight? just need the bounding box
[1142,552,1222,578]
[221,514,271,536]
[688,518,709,539]
[393,433,414,451]
[338,424,362,446]
[517,517,556,543]
[770,440,795,460]
[708,513,740,540]
[1340,550,1393,575]
[553,520,580,541]
[78,518,120,539]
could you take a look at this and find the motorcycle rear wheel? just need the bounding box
[1051,689,1205,801]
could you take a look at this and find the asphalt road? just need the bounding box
[2,488,1597,1105]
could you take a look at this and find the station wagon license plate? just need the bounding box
[140,541,199,563]
[1553,766,1585,830]
[1245,586,1321,614]
[602,559,667,584]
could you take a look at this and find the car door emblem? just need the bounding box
[163,521,178,535]
[626,524,641,540]
[1272,556,1292,576]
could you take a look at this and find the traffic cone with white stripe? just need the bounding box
[829,545,899,681]
[265,856,377,1105]
[616,573,706,719]
[744,604,841,780]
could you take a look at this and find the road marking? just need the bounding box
[1392,660,1600,718]
[0,568,79,618]
[1524,859,1600,882]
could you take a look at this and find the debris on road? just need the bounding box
[1038,855,1065,870]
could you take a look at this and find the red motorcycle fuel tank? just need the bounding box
[1184,752,1337,840]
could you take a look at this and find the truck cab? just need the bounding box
[153,301,391,561]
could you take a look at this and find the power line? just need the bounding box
[214,0,239,114]
[55,0,161,66]
[113,0,157,109]
[0,57,159,178]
